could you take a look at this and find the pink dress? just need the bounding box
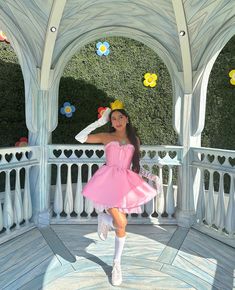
[82,141,158,213]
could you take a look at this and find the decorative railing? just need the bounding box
[191,147,235,243]
[0,146,40,241]
[1,144,234,245]
[48,145,182,224]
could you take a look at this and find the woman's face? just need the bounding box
[110,111,128,131]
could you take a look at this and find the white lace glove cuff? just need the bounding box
[139,167,164,196]
[75,108,111,143]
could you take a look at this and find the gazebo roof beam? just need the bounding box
[40,0,66,90]
[172,0,192,93]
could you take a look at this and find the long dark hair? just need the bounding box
[109,109,140,173]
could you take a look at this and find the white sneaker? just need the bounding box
[112,260,122,286]
[97,213,110,241]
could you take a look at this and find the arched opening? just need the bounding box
[49,36,179,220]
[0,34,27,148]
[202,35,235,150]
[53,36,177,145]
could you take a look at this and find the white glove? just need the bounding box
[140,167,163,195]
[75,108,111,143]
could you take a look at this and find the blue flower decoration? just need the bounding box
[96,41,110,56]
[60,102,75,118]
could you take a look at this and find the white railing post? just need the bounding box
[85,164,94,218]
[64,164,73,218]
[54,164,63,219]
[196,168,205,224]
[14,168,23,229]
[156,165,164,217]
[0,201,3,232]
[205,169,215,227]
[225,174,235,235]
[215,172,225,232]
[166,165,174,218]
[23,167,32,225]
[3,171,14,233]
[74,164,84,217]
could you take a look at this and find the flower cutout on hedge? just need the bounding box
[143,73,158,88]
[96,42,110,56]
[0,30,10,44]
[98,107,109,119]
[15,137,28,147]
[229,70,235,85]
[60,102,76,118]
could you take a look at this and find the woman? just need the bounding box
[75,101,162,286]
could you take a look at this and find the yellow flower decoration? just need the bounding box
[110,100,124,110]
[143,73,158,87]
[229,70,235,85]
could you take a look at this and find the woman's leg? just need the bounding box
[107,208,127,237]
[107,208,127,286]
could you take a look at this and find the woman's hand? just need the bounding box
[98,108,111,126]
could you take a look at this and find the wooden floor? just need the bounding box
[0,224,234,290]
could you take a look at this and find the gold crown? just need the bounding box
[110,100,124,110]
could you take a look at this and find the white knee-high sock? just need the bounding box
[114,235,126,263]
[102,213,115,228]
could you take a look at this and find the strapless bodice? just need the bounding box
[105,141,134,169]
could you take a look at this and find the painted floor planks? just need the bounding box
[0,225,234,290]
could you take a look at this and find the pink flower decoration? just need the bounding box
[15,137,28,147]
[98,107,108,119]
[0,31,10,44]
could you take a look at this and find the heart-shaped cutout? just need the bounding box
[140,151,146,159]
[53,149,62,158]
[148,151,156,159]
[96,150,104,158]
[85,150,94,158]
[217,155,225,165]
[75,149,83,158]
[169,151,177,159]
[5,153,13,162]
[158,151,167,159]
[16,152,23,161]
[228,157,235,166]
[64,149,73,158]
[207,154,215,163]
[25,151,33,160]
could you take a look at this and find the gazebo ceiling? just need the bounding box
[1,1,234,78]
[0,0,234,135]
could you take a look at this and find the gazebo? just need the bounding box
[0,1,234,289]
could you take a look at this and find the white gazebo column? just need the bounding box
[28,0,66,226]
[175,93,201,227]
[172,0,200,227]
[28,90,52,225]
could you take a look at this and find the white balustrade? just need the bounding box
[49,145,182,224]
[0,146,40,239]
[192,147,235,239]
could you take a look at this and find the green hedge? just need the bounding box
[0,36,234,149]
